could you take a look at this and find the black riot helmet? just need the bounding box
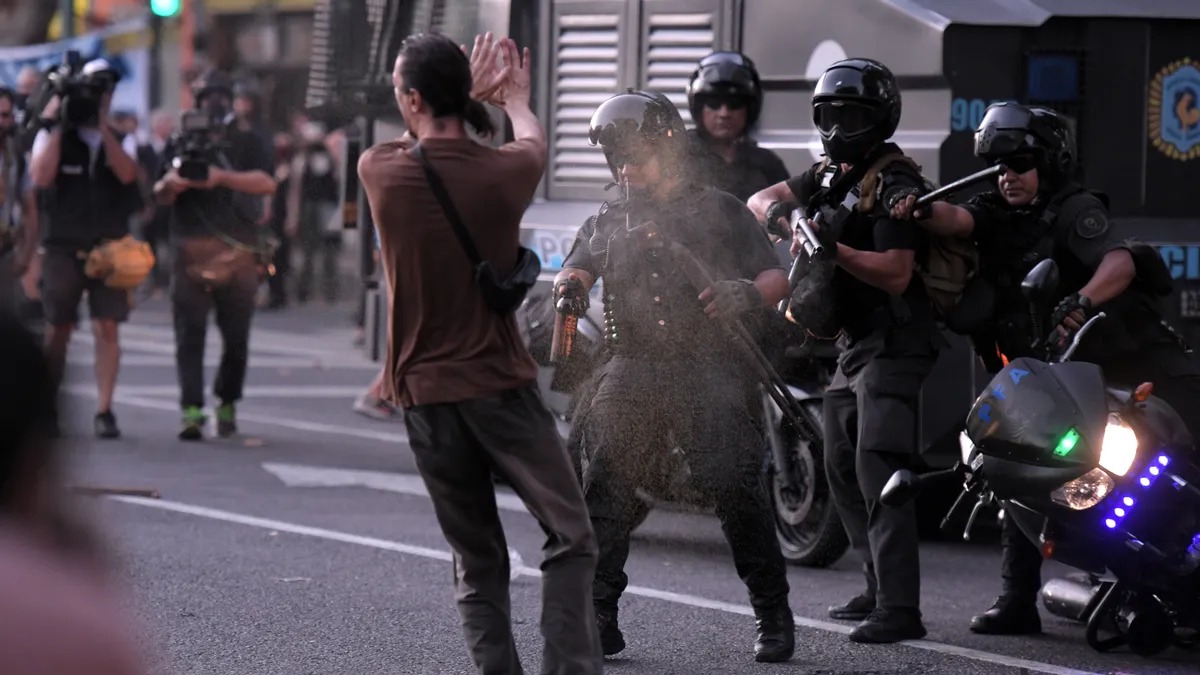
[974,101,1076,184]
[589,88,688,182]
[686,51,764,130]
[811,58,902,164]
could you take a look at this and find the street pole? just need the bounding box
[149,15,162,109]
[59,0,75,39]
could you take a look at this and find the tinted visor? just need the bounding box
[701,94,749,111]
[604,140,655,168]
[975,104,1036,159]
[813,101,877,134]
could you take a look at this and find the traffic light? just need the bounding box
[150,0,181,18]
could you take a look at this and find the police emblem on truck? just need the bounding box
[1149,58,1200,161]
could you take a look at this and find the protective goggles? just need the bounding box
[813,101,878,135]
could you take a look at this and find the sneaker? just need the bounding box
[216,402,237,438]
[180,406,206,441]
[94,410,120,439]
[353,393,399,421]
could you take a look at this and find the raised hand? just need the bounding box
[498,38,532,110]
[463,32,510,106]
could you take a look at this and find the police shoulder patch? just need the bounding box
[1074,207,1109,240]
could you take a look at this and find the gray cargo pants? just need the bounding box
[403,385,603,675]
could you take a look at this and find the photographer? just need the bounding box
[28,58,140,439]
[153,70,275,441]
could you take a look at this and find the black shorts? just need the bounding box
[41,247,130,326]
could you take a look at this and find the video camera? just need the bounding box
[171,109,225,182]
[17,50,114,150]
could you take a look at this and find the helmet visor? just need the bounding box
[814,101,876,135]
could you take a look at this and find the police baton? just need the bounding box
[631,223,821,443]
[779,162,1007,312]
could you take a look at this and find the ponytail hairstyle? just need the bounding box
[398,33,496,138]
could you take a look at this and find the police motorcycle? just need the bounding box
[517,269,849,568]
[882,259,1200,657]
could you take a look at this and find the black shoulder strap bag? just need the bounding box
[412,143,541,314]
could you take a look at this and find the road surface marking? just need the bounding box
[110,385,370,398]
[63,388,408,444]
[262,462,530,514]
[107,495,1101,675]
[68,354,381,370]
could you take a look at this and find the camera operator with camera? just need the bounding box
[153,70,276,441]
[29,58,144,439]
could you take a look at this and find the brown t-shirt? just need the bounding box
[359,136,545,407]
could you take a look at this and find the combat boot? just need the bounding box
[828,593,875,621]
[849,608,927,644]
[753,604,795,663]
[969,594,1042,635]
[595,607,625,657]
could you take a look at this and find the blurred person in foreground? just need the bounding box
[0,86,39,317]
[0,311,147,675]
[358,32,602,673]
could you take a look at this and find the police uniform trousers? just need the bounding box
[999,340,1200,598]
[823,324,938,611]
[580,353,791,613]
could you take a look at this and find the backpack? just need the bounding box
[817,152,980,328]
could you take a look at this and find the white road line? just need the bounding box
[261,462,530,514]
[68,355,380,370]
[107,495,1100,675]
[112,385,370,398]
[63,388,408,444]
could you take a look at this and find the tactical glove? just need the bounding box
[810,220,840,261]
[764,200,797,239]
[1048,292,1095,348]
[554,276,589,316]
[702,279,763,318]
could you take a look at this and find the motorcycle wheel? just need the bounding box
[765,400,849,568]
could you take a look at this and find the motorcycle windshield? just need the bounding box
[965,357,1108,468]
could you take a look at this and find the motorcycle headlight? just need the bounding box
[1099,413,1138,477]
[1051,468,1116,510]
[959,431,975,465]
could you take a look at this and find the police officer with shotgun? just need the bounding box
[554,89,798,663]
[748,58,948,643]
[891,101,1200,635]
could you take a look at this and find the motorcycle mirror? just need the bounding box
[1020,258,1060,307]
[880,470,920,507]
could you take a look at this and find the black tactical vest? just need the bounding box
[42,128,137,249]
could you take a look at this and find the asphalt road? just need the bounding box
[52,298,1200,675]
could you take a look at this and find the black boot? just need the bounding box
[849,608,927,644]
[829,593,875,621]
[595,608,626,657]
[969,594,1042,635]
[753,605,795,663]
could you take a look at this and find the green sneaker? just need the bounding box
[180,406,207,441]
[216,402,237,438]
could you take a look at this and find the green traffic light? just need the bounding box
[150,0,181,18]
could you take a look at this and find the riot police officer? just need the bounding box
[892,101,1200,635]
[747,58,941,643]
[685,51,789,201]
[554,89,796,663]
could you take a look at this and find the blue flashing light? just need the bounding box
[1141,477,1152,487]
[1150,466,1160,476]
[1114,508,1126,517]
[1105,518,1117,529]
[1158,455,1170,466]
[1124,496,1135,506]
